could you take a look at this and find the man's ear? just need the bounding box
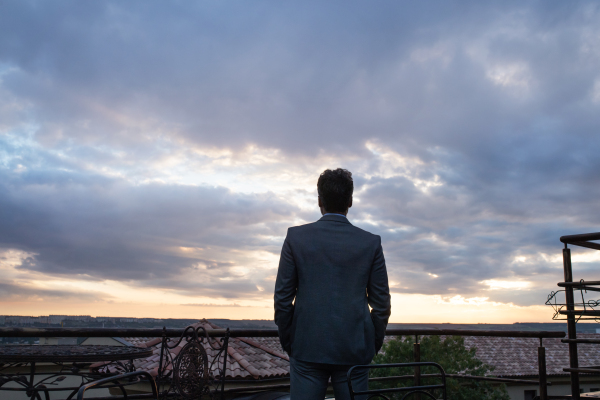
[318,196,323,208]
[348,196,353,209]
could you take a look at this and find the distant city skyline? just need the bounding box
[1,1,600,323]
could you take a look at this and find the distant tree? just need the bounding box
[370,336,510,400]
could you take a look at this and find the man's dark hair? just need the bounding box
[317,168,353,213]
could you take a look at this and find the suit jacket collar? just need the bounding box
[319,214,352,224]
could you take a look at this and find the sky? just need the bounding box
[1,0,600,323]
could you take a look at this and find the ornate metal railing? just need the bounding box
[347,362,448,400]
[76,371,159,400]
[156,325,229,399]
[0,326,564,400]
[0,344,155,400]
[0,325,230,400]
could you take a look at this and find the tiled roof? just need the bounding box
[464,334,600,377]
[91,323,600,380]
[90,320,290,381]
[385,333,600,378]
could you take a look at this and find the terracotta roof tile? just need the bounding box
[144,338,162,347]
[91,319,290,381]
[384,333,600,377]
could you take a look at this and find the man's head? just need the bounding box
[317,168,353,215]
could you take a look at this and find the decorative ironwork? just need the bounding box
[77,370,159,400]
[157,324,229,400]
[0,345,153,400]
[0,325,230,400]
[546,279,600,322]
[173,341,210,398]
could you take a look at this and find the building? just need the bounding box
[10,318,597,399]
[92,323,600,400]
[90,320,289,398]
[463,334,600,399]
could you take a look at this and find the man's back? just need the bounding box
[274,214,391,365]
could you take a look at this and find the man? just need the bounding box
[274,168,391,399]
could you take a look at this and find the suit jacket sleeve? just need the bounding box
[368,237,391,353]
[274,230,297,354]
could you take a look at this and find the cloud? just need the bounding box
[1,1,600,317]
[0,167,296,298]
[0,280,111,303]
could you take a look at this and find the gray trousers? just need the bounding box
[290,357,369,400]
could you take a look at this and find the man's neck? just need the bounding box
[323,212,347,218]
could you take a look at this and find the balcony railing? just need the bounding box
[0,326,565,400]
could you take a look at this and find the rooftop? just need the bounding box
[91,319,289,380]
[91,321,600,380]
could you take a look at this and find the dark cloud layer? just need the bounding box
[1,1,600,308]
[1,1,595,153]
[0,165,294,298]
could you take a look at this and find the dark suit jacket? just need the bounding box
[274,214,391,365]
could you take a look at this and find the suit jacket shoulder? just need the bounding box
[348,224,381,240]
[288,217,379,236]
[286,218,382,253]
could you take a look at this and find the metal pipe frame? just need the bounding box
[560,232,600,244]
[347,362,447,400]
[564,246,581,399]
[414,335,421,400]
[0,327,566,338]
[539,341,548,400]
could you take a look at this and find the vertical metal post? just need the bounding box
[28,361,36,400]
[564,246,580,399]
[157,327,167,397]
[414,335,421,400]
[221,328,230,400]
[538,338,548,400]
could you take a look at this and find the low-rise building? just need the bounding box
[90,320,290,399]
[463,334,600,399]
[95,325,600,400]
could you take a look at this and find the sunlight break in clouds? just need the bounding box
[482,280,531,290]
[364,141,443,193]
[390,294,552,324]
